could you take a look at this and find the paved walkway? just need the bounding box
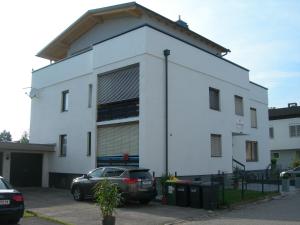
[181,190,300,225]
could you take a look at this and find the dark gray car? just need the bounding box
[70,167,157,204]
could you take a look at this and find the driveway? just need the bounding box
[20,188,300,225]
[21,188,212,225]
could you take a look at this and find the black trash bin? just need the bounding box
[189,181,203,208]
[202,182,219,210]
[176,181,191,207]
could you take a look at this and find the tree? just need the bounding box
[20,131,29,144]
[0,130,12,142]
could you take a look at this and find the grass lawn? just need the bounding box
[220,189,278,206]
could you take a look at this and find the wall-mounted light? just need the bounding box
[5,153,10,160]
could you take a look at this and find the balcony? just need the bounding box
[97,98,139,122]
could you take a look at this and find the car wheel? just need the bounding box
[73,186,84,201]
[139,199,151,205]
[9,218,20,224]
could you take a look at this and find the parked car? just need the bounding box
[71,167,157,204]
[280,166,300,177]
[0,176,24,224]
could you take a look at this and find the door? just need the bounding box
[10,153,43,187]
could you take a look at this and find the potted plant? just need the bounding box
[281,173,290,192]
[94,179,121,225]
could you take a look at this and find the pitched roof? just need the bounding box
[37,2,230,61]
[269,106,300,120]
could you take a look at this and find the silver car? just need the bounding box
[70,167,157,204]
[280,166,300,177]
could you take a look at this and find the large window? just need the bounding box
[246,141,258,162]
[97,98,139,122]
[59,135,67,157]
[211,134,222,157]
[269,127,274,139]
[250,108,257,128]
[289,125,300,137]
[87,132,91,156]
[61,90,69,112]
[234,95,244,116]
[209,87,220,111]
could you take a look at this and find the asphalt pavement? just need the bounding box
[180,191,300,225]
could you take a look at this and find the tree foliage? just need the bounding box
[0,130,12,142]
[20,131,29,144]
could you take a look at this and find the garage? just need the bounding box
[0,142,55,187]
[10,153,43,187]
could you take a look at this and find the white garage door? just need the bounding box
[97,122,139,157]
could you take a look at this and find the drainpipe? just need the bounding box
[163,49,170,175]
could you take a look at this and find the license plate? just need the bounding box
[0,200,10,205]
[142,181,152,185]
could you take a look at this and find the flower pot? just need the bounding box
[102,216,115,225]
[295,177,300,188]
[281,178,290,192]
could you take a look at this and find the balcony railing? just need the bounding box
[97,98,139,122]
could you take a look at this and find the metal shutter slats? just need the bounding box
[97,123,139,157]
[98,64,139,104]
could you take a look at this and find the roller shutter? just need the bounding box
[97,122,139,157]
[98,64,139,104]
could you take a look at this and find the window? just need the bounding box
[61,90,69,112]
[234,95,244,116]
[289,125,300,137]
[211,134,222,157]
[103,168,125,177]
[88,168,104,178]
[88,84,92,108]
[250,108,257,128]
[269,127,274,139]
[246,141,258,161]
[59,135,67,156]
[209,87,220,111]
[272,152,279,159]
[87,132,91,156]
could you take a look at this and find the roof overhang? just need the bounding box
[0,142,56,153]
[37,2,229,61]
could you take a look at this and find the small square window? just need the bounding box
[209,88,220,111]
[250,108,257,128]
[211,134,222,157]
[235,95,244,116]
[246,141,258,162]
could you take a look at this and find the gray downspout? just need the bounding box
[163,49,170,175]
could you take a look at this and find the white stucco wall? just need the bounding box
[269,117,300,150]
[31,26,269,179]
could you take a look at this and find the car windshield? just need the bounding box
[88,168,104,178]
[0,178,11,189]
[129,170,152,180]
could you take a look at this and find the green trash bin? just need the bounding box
[165,181,176,205]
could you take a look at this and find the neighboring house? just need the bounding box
[29,2,269,188]
[269,103,300,169]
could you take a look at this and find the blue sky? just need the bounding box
[0,0,299,140]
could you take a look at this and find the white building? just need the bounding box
[269,103,300,169]
[29,2,270,188]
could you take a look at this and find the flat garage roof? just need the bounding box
[0,142,55,153]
